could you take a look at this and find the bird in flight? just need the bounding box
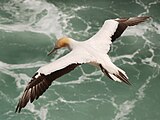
[15,16,149,113]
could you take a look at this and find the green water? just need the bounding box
[0,0,160,120]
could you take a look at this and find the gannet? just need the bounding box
[15,16,149,113]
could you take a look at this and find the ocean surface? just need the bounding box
[0,0,160,120]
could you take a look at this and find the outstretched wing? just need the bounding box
[86,16,149,53]
[15,50,94,113]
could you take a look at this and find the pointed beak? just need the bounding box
[47,47,58,56]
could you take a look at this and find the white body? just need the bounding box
[37,20,127,82]
[16,16,149,112]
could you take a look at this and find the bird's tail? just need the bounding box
[99,64,131,85]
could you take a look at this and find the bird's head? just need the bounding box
[48,37,71,56]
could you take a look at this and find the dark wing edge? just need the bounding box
[99,64,131,85]
[111,16,150,42]
[15,63,80,113]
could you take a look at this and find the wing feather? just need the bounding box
[86,16,149,53]
[15,50,94,113]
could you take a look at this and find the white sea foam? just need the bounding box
[135,0,160,16]
[0,61,46,70]
[24,103,48,120]
[0,0,63,38]
[112,72,158,120]
[123,23,149,37]
[0,0,159,119]
[151,22,160,34]
[39,107,48,120]
[113,100,136,120]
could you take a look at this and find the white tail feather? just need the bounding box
[99,64,130,85]
[108,73,122,82]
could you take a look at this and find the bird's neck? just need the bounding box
[68,38,80,50]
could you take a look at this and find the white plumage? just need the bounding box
[86,20,118,53]
[16,16,149,113]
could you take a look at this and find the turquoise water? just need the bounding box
[0,0,160,120]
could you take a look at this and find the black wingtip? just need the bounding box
[126,16,150,26]
[118,70,131,86]
[15,102,21,113]
[123,79,132,86]
[15,106,18,113]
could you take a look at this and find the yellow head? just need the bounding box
[48,37,70,56]
[55,37,70,48]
